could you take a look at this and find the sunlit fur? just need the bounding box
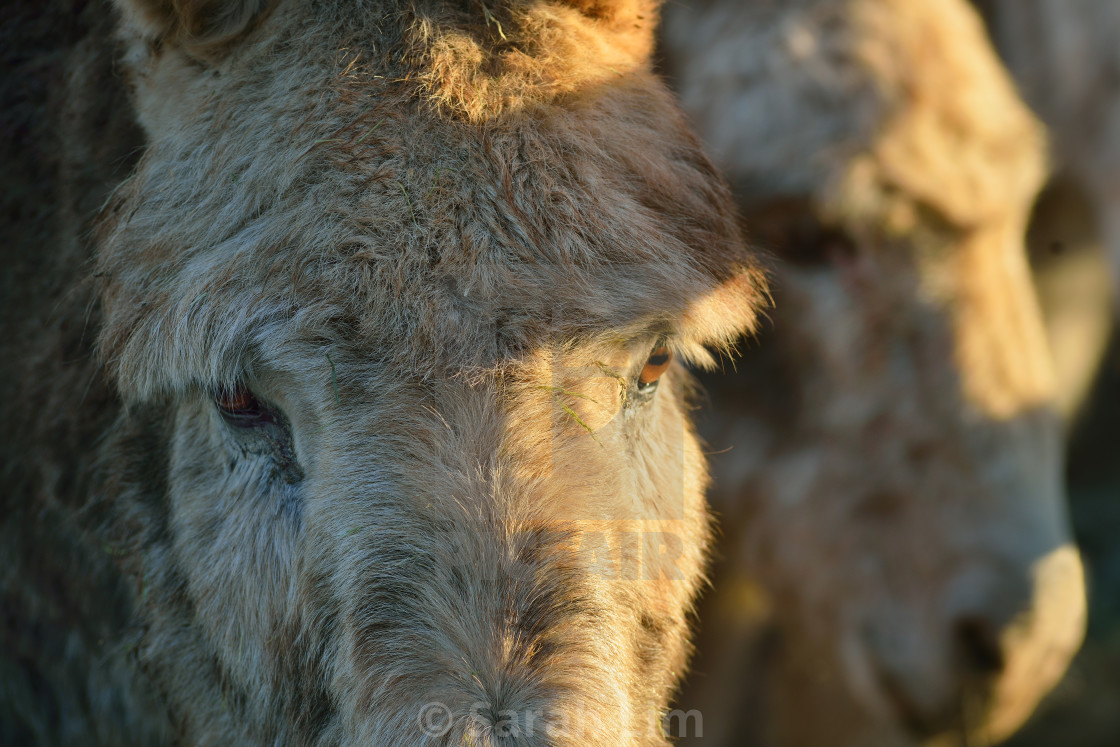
[661,1,1086,745]
[0,1,767,744]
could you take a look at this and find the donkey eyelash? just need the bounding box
[212,384,304,484]
[637,345,673,393]
[214,384,272,426]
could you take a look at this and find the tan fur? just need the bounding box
[660,1,1085,744]
[0,0,767,744]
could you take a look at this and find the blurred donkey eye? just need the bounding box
[214,385,270,426]
[638,346,673,392]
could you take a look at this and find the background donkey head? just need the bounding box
[661,0,1086,744]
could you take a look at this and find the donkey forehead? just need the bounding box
[97,109,763,398]
[97,240,761,399]
[99,0,766,398]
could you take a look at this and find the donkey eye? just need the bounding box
[746,198,857,268]
[214,385,270,426]
[637,346,673,392]
[785,227,857,268]
[213,385,303,482]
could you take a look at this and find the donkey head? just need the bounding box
[96,0,766,743]
[662,0,1086,744]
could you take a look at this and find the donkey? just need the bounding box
[660,0,1086,744]
[0,0,768,744]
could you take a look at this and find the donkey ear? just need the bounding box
[114,0,269,47]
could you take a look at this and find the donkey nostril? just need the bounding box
[954,616,1006,676]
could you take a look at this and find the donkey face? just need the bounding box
[662,0,1085,744]
[95,0,765,743]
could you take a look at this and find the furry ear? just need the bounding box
[114,0,269,47]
